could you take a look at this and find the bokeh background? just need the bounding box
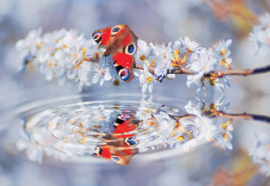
[1,0,270,185]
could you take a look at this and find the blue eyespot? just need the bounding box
[127,137,137,145]
[113,27,119,32]
[112,156,120,161]
[119,69,130,81]
[128,44,134,53]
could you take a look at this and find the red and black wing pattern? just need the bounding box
[92,24,138,82]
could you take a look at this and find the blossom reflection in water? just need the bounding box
[17,96,270,168]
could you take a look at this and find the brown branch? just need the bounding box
[206,111,270,123]
[84,57,100,62]
[135,63,270,78]
[210,65,270,78]
[134,64,196,75]
[213,111,253,120]
[86,57,270,78]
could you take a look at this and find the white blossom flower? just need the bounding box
[171,39,182,51]
[184,99,203,116]
[258,13,270,28]
[249,13,270,56]
[139,64,156,93]
[186,49,216,89]
[154,43,179,81]
[92,64,113,86]
[154,54,170,81]
[16,119,43,163]
[249,133,270,176]
[153,42,167,56]
[186,74,202,89]
[180,36,202,53]
[39,55,57,81]
[17,137,43,163]
[136,95,157,123]
[16,27,42,57]
[134,38,152,63]
[187,48,216,73]
[215,76,231,93]
[180,138,200,152]
[213,132,233,150]
[213,39,232,57]
[15,27,42,72]
[72,62,92,92]
[212,39,232,69]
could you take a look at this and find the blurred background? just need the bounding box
[1,0,270,185]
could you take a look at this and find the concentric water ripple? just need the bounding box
[14,95,204,165]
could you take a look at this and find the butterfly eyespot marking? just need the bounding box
[92,146,102,157]
[125,43,136,55]
[113,122,120,128]
[112,156,120,161]
[112,27,120,33]
[119,69,131,81]
[92,153,100,157]
[92,32,101,44]
[125,137,137,145]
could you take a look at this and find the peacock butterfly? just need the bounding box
[92,24,138,82]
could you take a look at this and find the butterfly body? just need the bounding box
[92,24,138,82]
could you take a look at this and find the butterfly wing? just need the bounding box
[113,52,135,82]
[92,26,112,47]
[93,24,138,82]
[110,25,138,82]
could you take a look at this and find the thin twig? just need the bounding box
[173,111,270,124]
[86,57,270,78]
[208,65,270,78]
[209,111,270,123]
[134,64,196,75]
[84,57,100,62]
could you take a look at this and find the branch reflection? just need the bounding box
[17,96,270,166]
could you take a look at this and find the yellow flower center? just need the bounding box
[176,136,185,142]
[182,50,191,64]
[186,48,193,53]
[48,61,54,68]
[81,47,87,57]
[150,59,156,67]
[94,51,100,59]
[222,133,229,141]
[220,49,226,55]
[75,63,81,69]
[220,59,231,69]
[146,76,155,83]
[171,49,183,67]
[140,54,146,61]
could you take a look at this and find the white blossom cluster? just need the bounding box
[184,96,233,150]
[15,27,114,92]
[249,133,270,176]
[135,95,233,152]
[250,13,270,56]
[17,95,233,163]
[134,37,232,95]
[16,28,233,94]
[16,103,116,163]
